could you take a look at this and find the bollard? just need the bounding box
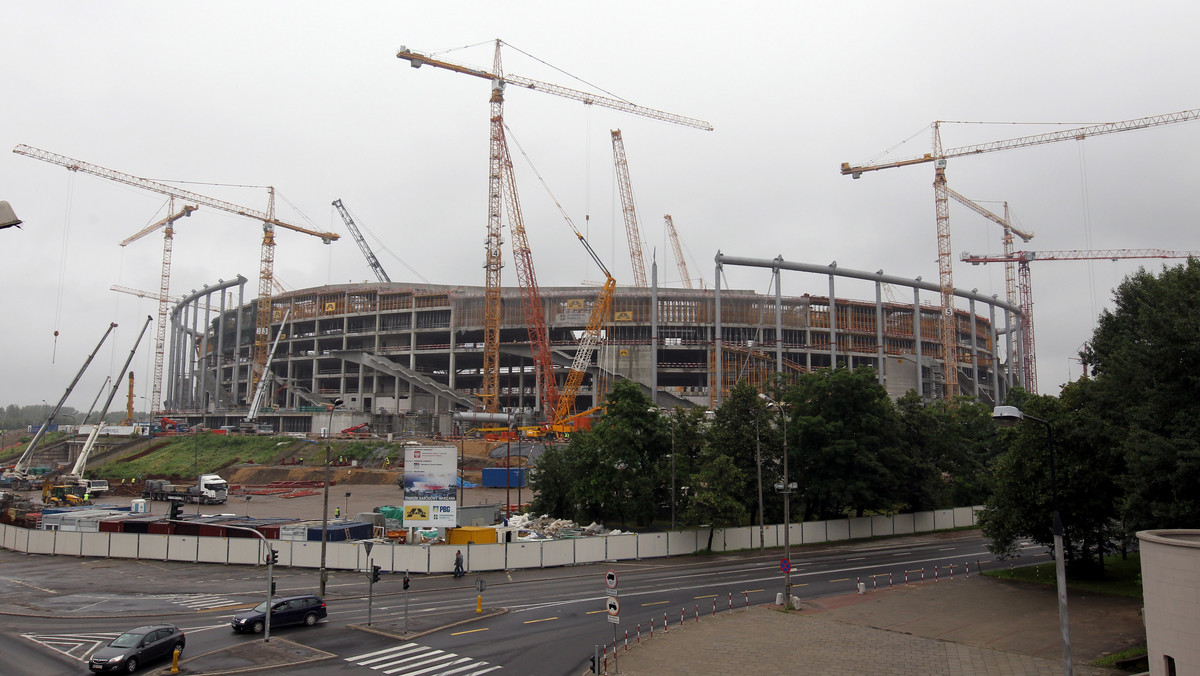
[729,592,733,611]
[680,607,685,627]
[650,618,654,638]
[172,646,181,674]
[921,568,925,583]
[934,567,939,583]
[744,591,750,609]
[476,594,483,613]
[904,570,909,586]
[965,562,970,578]
[872,575,878,591]
[664,612,669,632]
[713,598,717,617]
[637,623,641,644]
[602,644,607,675]
[950,564,955,581]
[624,629,628,652]
[695,604,699,622]
[889,572,893,588]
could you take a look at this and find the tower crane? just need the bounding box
[611,129,648,287]
[332,199,391,283]
[962,248,1200,391]
[13,144,340,402]
[841,107,1200,398]
[116,202,196,414]
[663,214,694,289]
[397,40,710,411]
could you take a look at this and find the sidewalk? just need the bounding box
[605,576,1144,676]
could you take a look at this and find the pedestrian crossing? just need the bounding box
[144,592,242,611]
[346,642,501,675]
[23,631,117,660]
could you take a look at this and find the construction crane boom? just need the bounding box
[554,233,616,428]
[841,109,1200,178]
[840,108,1200,398]
[611,129,649,287]
[14,144,340,403]
[117,203,196,413]
[962,248,1200,391]
[332,199,391,283]
[663,214,694,289]
[397,40,709,412]
[397,47,713,131]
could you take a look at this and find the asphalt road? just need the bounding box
[0,529,1027,675]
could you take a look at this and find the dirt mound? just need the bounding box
[226,465,400,487]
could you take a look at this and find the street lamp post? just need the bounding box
[760,393,795,609]
[993,405,1071,676]
[319,397,343,597]
[649,408,678,531]
[754,412,765,550]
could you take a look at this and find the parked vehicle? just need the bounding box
[231,594,327,633]
[142,473,228,505]
[88,623,184,672]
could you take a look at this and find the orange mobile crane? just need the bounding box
[962,248,1200,390]
[841,108,1200,398]
[396,40,710,411]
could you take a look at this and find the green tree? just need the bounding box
[894,394,998,510]
[785,367,905,520]
[684,448,749,550]
[704,380,777,525]
[1080,259,1200,531]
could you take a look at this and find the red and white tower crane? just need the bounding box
[962,248,1200,392]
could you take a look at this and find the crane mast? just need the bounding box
[13,144,339,401]
[962,248,1200,390]
[119,202,197,413]
[611,129,649,287]
[663,214,694,289]
[332,199,391,283]
[840,108,1200,398]
[396,40,711,413]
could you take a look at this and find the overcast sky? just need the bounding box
[4,1,1198,413]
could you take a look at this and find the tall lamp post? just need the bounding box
[319,397,343,596]
[649,408,678,530]
[993,405,1071,676]
[754,410,765,550]
[760,393,795,609]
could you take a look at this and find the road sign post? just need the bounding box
[604,569,620,672]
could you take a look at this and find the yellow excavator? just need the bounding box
[42,482,91,507]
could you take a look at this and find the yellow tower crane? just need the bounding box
[14,144,340,403]
[397,40,710,411]
[841,108,1200,398]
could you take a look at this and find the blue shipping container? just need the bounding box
[482,467,527,488]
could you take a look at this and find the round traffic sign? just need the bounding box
[780,558,791,573]
[606,596,621,615]
[605,569,618,589]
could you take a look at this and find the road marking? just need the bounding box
[830,578,851,582]
[585,609,607,615]
[693,594,717,599]
[523,617,557,624]
[451,627,490,636]
[846,557,866,561]
[745,589,765,593]
[23,632,116,660]
[938,547,955,551]
[641,600,669,606]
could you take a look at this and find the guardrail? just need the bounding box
[0,506,981,573]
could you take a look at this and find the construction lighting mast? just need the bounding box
[332,199,391,283]
[611,129,649,287]
[13,144,340,400]
[841,108,1200,398]
[118,202,197,413]
[397,41,710,412]
[962,248,1200,390]
[663,214,694,289]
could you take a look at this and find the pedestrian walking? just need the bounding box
[454,549,464,578]
[334,506,341,519]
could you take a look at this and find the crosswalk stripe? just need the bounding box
[347,642,419,662]
[344,641,501,675]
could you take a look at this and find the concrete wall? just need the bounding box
[1138,529,1200,676]
[0,506,983,573]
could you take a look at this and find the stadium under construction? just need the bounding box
[163,255,1023,436]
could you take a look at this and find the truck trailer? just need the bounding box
[142,473,228,505]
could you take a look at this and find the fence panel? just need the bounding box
[507,541,543,569]
[638,533,668,558]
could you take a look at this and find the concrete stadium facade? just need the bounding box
[176,258,1021,435]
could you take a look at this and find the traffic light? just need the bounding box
[370,565,381,583]
[403,575,410,590]
[167,501,181,520]
[266,548,278,565]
